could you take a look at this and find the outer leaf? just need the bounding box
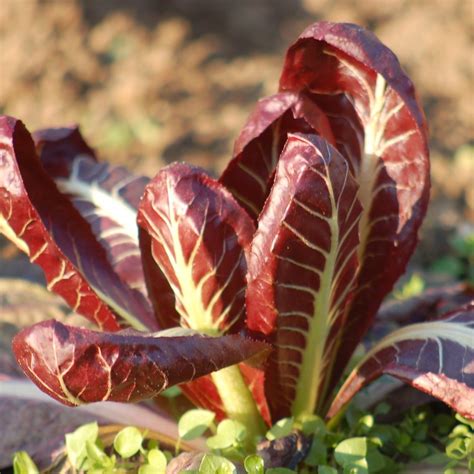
[377,283,474,325]
[12,319,270,406]
[364,283,474,348]
[279,22,430,402]
[138,162,255,335]
[220,91,335,221]
[34,126,150,296]
[0,117,155,331]
[328,304,474,420]
[246,133,362,419]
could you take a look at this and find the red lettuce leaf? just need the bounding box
[34,127,150,297]
[33,125,98,170]
[180,377,227,420]
[363,283,474,349]
[220,91,335,221]
[328,304,474,420]
[279,22,430,403]
[246,133,362,419]
[138,162,255,335]
[377,283,474,325]
[0,116,156,331]
[12,320,270,406]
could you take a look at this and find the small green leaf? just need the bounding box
[318,467,337,474]
[161,386,182,399]
[369,425,399,447]
[139,449,167,474]
[243,454,264,474]
[406,441,430,460]
[446,437,468,460]
[357,415,374,434]
[266,417,294,440]
[334,437,368,473]
[147,449,167,469]
[450,424,470,437]
[85,440,113,468]
[13,451,39,474]
[394,273,425,299]
[65,422,99,468]
[455,413,474,430]
[298,414,326,436]
[199,454,236,473]
[304,437,327,466]
[113,426,143,458]
[207,419,247,450]
[179,409,216,441]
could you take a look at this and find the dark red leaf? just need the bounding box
[220,91,335,221]
[12,320,271,406]
[34,127,150,297]
[279,22,430,403]
[180,376,227,420]
[0,116,156,331]
[246,133,362,419]
[328,304,474,420]
[138,162,255,335]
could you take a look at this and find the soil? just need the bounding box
[0,1,472,277]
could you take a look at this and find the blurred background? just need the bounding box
[0,0,473,277]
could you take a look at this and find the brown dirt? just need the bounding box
[0,0,473,272]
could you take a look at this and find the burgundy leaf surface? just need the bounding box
[364,283,474,349]
[0,116,156,331]
[220,91,335,221]
[35,127,150,297]
[328,304,474,420]
[246,133,362,419]
[138,162,255,335]
[12,320,270,406]
[279,22,430,402]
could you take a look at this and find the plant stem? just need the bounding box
[211,364,266,441]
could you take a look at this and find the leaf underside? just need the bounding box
[0,117,157,331]
[328,304,474,420]
[246,133,362,419]
[34,126,151,298]
[12,320,270,406]
[278,21,430,406]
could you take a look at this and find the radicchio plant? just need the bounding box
[1,21,473,444]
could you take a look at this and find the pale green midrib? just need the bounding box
[361,321,474,364]
[211,365,266,440]
[164,183,264,435]
[313,76,389,413]
[356,74,387,261]
[292,167,339,418]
